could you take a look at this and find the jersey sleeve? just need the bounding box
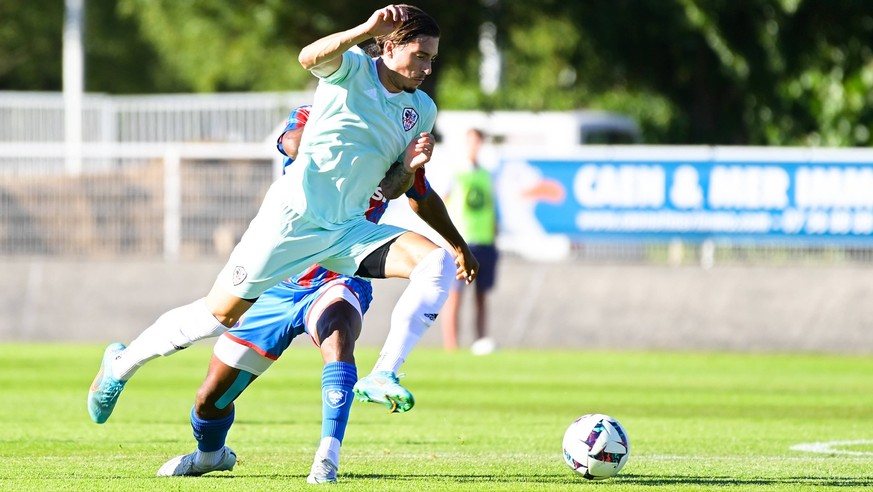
[276,105,312,157]
[404,168,432,200]
[321,46,367,84]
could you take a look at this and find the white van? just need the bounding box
[434,110,641,148]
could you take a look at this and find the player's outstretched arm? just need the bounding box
[299,5,407,77]
[409,192,478,284]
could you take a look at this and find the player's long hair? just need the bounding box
[371,4,440,55]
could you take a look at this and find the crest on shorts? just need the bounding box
[402,107,418,131]
[324,388,348,409]
[232,266,247,286]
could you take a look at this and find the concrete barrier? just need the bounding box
[5,257,873,354]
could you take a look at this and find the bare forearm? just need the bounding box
[298,25,370,74]
[380,162,415,200]
[411,193,467,251]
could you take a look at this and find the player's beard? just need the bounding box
[396,74,420,94]
[401,74,425,94]
[390,69,421,93]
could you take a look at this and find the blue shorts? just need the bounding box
[468,244,498,293]
[214,275,372,375]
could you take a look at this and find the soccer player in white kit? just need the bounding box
[88,4,474,472]
[149,105,475,483]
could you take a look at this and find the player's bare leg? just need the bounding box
[157,357,248,476]
[440,286,462,351]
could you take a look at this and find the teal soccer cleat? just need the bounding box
[87,342,127,424]
[352,371,415,413]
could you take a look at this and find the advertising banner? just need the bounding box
[495,147,873,243]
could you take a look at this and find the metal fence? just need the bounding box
[2,91,873,265]
[0,90,313,143]
[0,143,276,258]
[0,91,301,258]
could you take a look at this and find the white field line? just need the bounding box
[790,440,873,456]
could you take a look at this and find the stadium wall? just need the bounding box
[4,256,873,354]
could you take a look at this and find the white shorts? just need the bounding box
[216,177,405,299]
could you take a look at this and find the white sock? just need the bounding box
[373,249,454,374]
[195,447,227,467]
[316,437,341,466]
[111,298,227,380]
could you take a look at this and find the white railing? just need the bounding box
[0,90,313,143]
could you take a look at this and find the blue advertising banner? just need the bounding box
[494,150,873,243]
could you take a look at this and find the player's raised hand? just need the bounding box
[402,132,435,172]
[364,5,407,38]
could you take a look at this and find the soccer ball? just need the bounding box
[562,413,630,480]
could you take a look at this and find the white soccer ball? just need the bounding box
[562,413,630,480]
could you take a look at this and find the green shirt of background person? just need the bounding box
[447,168,497,245]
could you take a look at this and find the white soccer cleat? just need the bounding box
[156,446,236,477]
[471,337,497,356]
[306,454,338,484]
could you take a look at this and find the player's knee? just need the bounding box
[193,384,231,420]
[320,326,357,360]
[413,248,455,290]
[316,307,360,362]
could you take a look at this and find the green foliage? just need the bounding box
[116,0,311,92]
[3,344,873,491]
[2,0,872,145]
[0,1,64,90]
[87,0,187,93]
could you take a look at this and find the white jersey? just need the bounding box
[285,46,437,229]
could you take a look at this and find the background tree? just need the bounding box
[2,0,872,146]
[0,1,64,90]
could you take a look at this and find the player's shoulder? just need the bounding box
[347,45,379,71]
[324,46,370,83]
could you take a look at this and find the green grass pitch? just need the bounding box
[2,343,872,491]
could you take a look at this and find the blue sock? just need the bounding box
[190,406,234,452]
[321,361,357,442]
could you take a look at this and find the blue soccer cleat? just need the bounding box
[352,371,415,413]
[87,342,127,424]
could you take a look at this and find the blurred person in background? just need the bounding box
[441,128,499,355]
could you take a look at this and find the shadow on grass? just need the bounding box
[334,473,873,487]
[618,474,873,487]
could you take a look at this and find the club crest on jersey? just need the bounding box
[324,388,348,409]
[232,266,247,286]
[402,107,419,131]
